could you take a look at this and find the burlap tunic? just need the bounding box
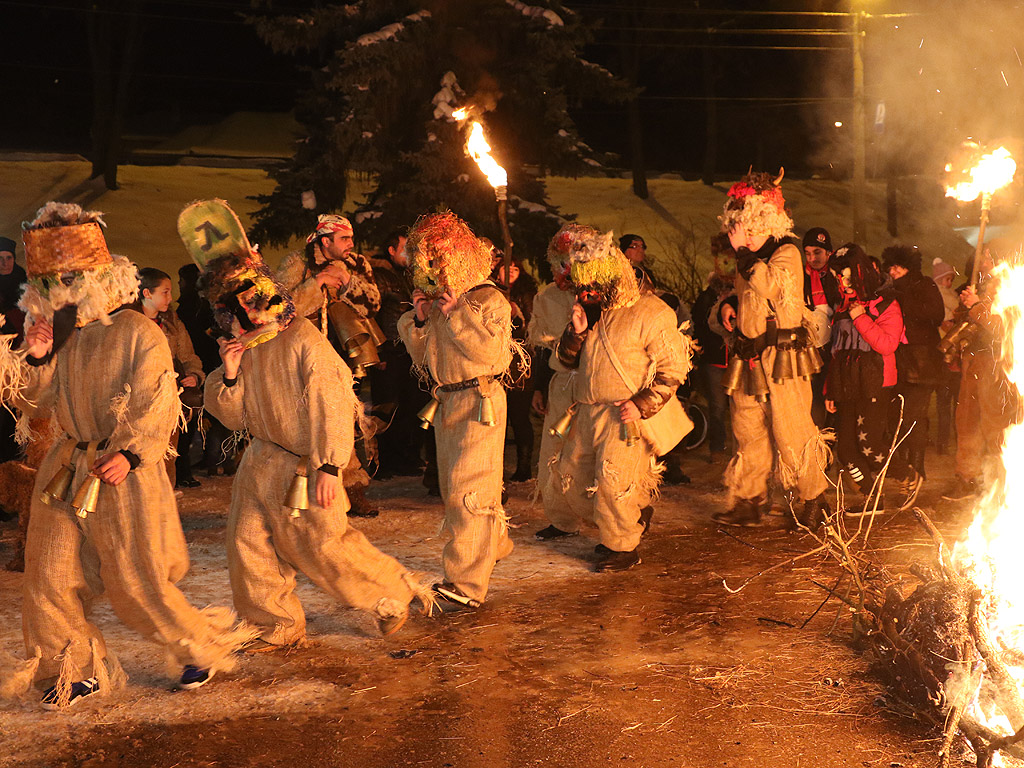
[19,310,243,684]
[205,319,415,645]
[543,294,688,552]
[727,242,828,503]
[398,284,513,603]
[526,283,576,498]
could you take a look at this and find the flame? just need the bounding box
[452,107,468,122]
[945,146,1017,202]
[465,121,507,189]
[952,254,1024,736]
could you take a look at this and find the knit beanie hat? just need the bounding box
[931,257,956,283]
[0,237,15,254]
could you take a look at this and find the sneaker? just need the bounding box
[942,477,979,502]
[535,525,579,541]
[178,665,213,690]
[897,470,924,511]
[844,494,886,517]
[595,548,641,572]
[41,677,99,710]
[432,582,481,612]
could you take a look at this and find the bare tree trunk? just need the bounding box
[624,0,647,199]
[701,43,717,186]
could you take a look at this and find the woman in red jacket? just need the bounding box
[825,244,921,513]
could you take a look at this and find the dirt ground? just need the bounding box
[0,448,991,768]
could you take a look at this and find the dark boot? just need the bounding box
[791,493,829,530]
[594,547,641,572]
[536,525,579,540]
[711,497,762,527]
[509,444,532,482]
[346,484,380,518]
[638,506,654,536]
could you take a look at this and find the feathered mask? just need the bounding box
[567,230,640,310]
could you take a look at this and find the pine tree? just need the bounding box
[248,0,628,274]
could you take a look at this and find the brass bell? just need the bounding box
[283,470,309,519]
[70,474,102,519]
[771,347,795,383]
[548,403,578,438]
[41,463,75,505]
[796,347,820,380]
[477,393,496,426]
[746,361,770,402]
[723,356,745,395]
[417,397,440,429]
[366,317,388,347]
[620,420,641,447]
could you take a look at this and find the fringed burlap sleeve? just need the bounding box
[301,336,354,471]
[16,356,57,418]
[630,309,692,418]
[107,323,181,466]
[745,242,801,305]
[397,309,427,365]
[204,367,245,432]
[442,288,511,364]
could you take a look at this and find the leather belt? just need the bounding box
[438,375,494,393]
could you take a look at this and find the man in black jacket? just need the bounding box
[802,227,841,427]
[882,245,944,494]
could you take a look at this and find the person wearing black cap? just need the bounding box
[801,228,840,428]
[882,245,943,493]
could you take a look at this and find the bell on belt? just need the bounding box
[366,317,387,347]
[723,356,745,396]
[548,403,578,439]
[283,464,310,519]
[620,420,641,447]
[746,360,770,402]
[41,462,75,505]
[477,392,496,426]
[771,347,795,383]
[417,397,440,429]
[70,474,101,519]
[796,347,820,380]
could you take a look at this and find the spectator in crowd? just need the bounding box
[370,228,429,479]
[177,263,234,475]
[690,235,735,461]
[826,245,920,513]
[0,236,27,463]
[932,257,960,455]
[882,245,944,486]
[136,268,205,489]
[492,254,537,482]
[801,227,841,427]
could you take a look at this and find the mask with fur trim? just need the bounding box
[198,251,295,349]
[567,231,640,311]
[719,169,794,240]
[407,211,493,299]
[19,202,139,328]
[547,223,598,289]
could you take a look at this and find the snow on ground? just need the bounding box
[1,160,979,299]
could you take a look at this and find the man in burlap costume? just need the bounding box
[179,200,427,648]
[397,212,517,611]
[539,231,692,572]
[5,203,254,709]
[712,172,830,528]
[529,223,595,533]
[276,214,380,517]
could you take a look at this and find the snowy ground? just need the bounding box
[0,447,984,768]
[0,159,978,294]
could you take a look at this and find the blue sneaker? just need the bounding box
[178,665,213,690]
[41,677,100,710]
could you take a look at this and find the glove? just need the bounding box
[735,247,759,280]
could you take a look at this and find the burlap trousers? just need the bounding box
[727,351,828,503]
[543,402,655,553]
[435,387,511,603]
[228,439,415,645]
[537,370,574,498]
[24,454,224,683]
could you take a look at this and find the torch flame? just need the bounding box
[945,146,1017,202]
[952,253,1024,736]
[465,121,507,190]
[452,107,468,122]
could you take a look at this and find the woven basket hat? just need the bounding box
[22,220,112,277]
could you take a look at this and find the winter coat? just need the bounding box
[891,271,944,385]
[828,296,904,400]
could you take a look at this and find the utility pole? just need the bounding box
[852,6,867,242]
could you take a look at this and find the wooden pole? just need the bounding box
[495,185,513,286]
[852,6,867,243]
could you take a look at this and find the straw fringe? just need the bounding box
[175,606,260,675]
[0,647,41,700]
[402,571,438,617]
